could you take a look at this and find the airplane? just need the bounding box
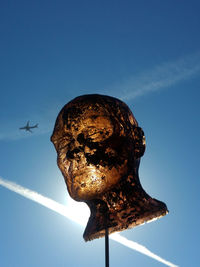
[19,121,38,133]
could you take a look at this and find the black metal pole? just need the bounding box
[105,227,109,267]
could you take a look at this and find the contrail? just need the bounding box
[111,234,178,267]
[107,51,200,101]
[0,176,178,267]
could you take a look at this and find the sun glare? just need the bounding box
[66,196,90,226]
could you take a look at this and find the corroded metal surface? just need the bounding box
[51,94,168,241]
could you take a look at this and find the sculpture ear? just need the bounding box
[133,127,146,158]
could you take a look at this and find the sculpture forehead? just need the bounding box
[51,94,138,147]
[62,94,136,123]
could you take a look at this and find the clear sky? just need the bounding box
[0,1,200,266]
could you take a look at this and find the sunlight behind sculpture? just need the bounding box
[51,94,168,241]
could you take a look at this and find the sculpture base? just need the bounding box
[83,198,168,241]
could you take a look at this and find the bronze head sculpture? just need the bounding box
[51,94,168,241]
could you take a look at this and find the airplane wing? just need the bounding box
[30,123,38,129]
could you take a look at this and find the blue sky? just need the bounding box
[0,1,200,266]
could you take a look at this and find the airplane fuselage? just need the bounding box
[19,122,38,133]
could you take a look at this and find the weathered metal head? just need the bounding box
[51,94,168,241]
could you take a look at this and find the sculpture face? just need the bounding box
[51,94,168,241]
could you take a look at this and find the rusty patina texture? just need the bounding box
[51,94,168,241]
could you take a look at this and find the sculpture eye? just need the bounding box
[66,147,83,159]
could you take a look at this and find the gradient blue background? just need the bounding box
[0,1,200,266]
